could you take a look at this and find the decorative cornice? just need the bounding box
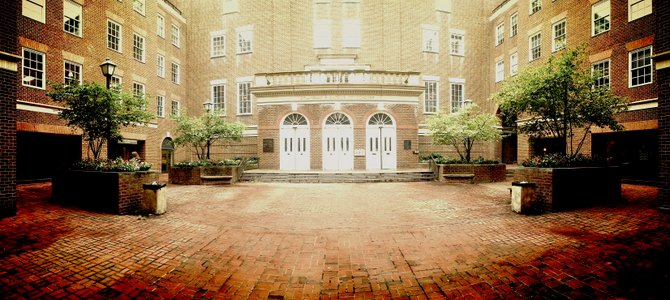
[251,84,425,98]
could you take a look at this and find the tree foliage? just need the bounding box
[173,111,245,160]
[427,104,501,162]
[47,82,153,160]
[491,46,627,158]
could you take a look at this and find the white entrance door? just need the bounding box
[322,113,354,170]
[280,113,310,170]
[366,113,397,170]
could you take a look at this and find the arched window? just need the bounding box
[325,113,351,125]
[368,113,393,125]
[282,113,308,126]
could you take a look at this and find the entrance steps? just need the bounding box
[240,169,435,183]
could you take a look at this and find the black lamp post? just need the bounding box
[99,58,117,89]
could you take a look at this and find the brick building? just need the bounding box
[0,0,19,217]
[655,0,670,211]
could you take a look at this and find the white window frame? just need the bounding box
[211,33,226,58]
[157,54,165,78]
[63,0,82,37]
[530,0,542,15]
[132,82,145,99]
[592,59,611,88]
[171,100,180,116]
[133,0,146,16]
[450,33,464,56]
[237,81,252,115]
[552,19,566,52]
[424,81,439,114]
[496,23,504,46]
[171,62,180,85]
[629,46,653,87]
[313,0,332,49]
[450,82,465,113]
[628,0,652,22]
[132,33,146,63]
[23,0,45,23]
[107,19,123,52]
[157,14,165,38]
[495,60,505,83]
[237,27,253,54]
[110,75,122,89]
[22,48,46,89]
[510,52,518,76]
[529,32,541,61]
[171,24,181,48]
[592,0,610,36]
[211,83,226,113]
[64,60,82,85]
[422,26,439,53]
[510,13,518,37]
[156,95,165,118]
[342,1,361,48]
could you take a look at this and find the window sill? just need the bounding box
[591,30,610,38]
[629,82,653,88]
[65,32,82,38]
[450,53,465,57]
[237,51,253,55]
[210,55,226,59]
[237,113,253,116]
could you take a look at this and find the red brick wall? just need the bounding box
[657,0,670,211]
[0,0,18,218]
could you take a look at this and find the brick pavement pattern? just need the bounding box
[1,182,670,299]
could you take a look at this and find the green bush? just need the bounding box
[521,153,603,168]
[174,159,242,167]
[419,153,444,162]
[71,157,152,172]
[434,156,499,165]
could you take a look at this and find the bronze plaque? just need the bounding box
[263,139,274,153]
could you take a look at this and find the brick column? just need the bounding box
[656,0,670,212]
[0,0,18,218]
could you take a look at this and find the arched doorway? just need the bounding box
[280,113,310,170]
[161,138,175,173]
[322,112,354,170]
[366,113,396,170]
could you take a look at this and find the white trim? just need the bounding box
[236,76,253,83]
[628,46,653,88]
[422,75,440,81]
[17,101,62,115]
[448,77,465,83]
[627,98,657,111]
[257,100,418,106]
[489,0,518,21]
[628,0,653,22]
[449,28,465,35]
[210,79,227,85]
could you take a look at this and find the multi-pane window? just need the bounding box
[552,19,566,52]
[133,33,145,63]
[64,61,82,85]
[237,28,253,54]
[424,81,438,113]
[211,34,226,57]
[63,0,82,36]
[133,0,145,15]
[629,0,652,21]
[171,100,180,116]
[171,62,180,84]
[212,84,225,113]
[342,1,361,48]
[510,53,519,76]
[423,27,439,53]
[496,23,504,46]
[237,82,252,115]
[132,82,145,99]
[451,83,464,113]
[592,60,610,88]
[171,24,180,47]
[510,13,518,37]
[22,48,45,89]
[110,75,122,89]
[313,0,332,48]
[529,32,541,61]
[592,0,610,36]
[629,46,653,87]
[157,14,165,38]
[107,20,122,52]
[450,33,464,56]
[156,95,165,118]
[495,60,505,82]
[530,0,542,14]
[157,54,165,78]
[23,0,45,23]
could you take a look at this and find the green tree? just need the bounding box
[173,111,245,160]
[427,104,501,162]
[47,82,153,160]
[491,46,627,158]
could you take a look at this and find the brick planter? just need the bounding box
[52,170,159,214]
[433,164,507,183]
[513,167,622,212]
[169,165,242,185]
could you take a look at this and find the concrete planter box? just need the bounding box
[432,163,507,183]
[513,166,622,212]
[52,170,159,214]
[169,165,242,185]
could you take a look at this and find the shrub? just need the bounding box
[434,156,499,165]
[521,153,603,168]
[419,153,444,163]
[71,157,152,172]
[174,159,241,167]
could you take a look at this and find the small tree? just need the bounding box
[491,46,627,158]
[47,82,153,160]
[173,111,245,160]
[427,104,501,162]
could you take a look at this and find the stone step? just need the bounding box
[240,171,435,183]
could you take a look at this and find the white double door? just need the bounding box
[366,126,396,170]
[280,126,310,170]
[322,126,354,170]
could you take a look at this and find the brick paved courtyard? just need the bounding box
[1,182,669,299]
